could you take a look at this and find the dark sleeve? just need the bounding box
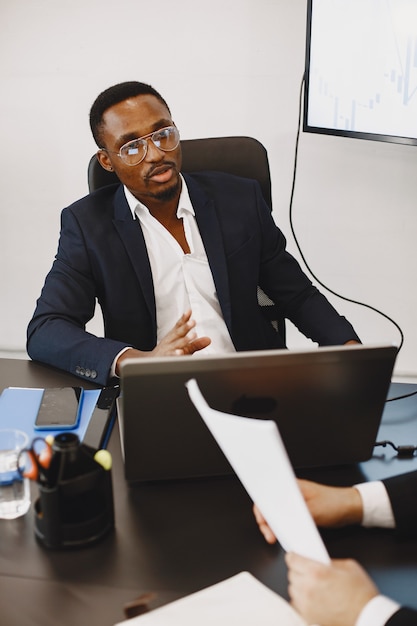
[27,205,129,386]
[386,607,417,625]
[383,470,417,536]
[252,183,361,346]
[188,172,361,347]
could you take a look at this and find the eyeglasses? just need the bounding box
[101,125,180,166]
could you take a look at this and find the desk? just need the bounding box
[1,359,417,625]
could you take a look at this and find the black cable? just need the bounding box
[288,73,405,355]
[374,440,417,458]
[385,384,417,402]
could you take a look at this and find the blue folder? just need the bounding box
[0,387,101,444]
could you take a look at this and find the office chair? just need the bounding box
[87,136,285,341]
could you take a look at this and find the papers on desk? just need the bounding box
[185,378,330,564]
[114,571,306,626]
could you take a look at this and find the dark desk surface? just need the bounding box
[1,359,417,626]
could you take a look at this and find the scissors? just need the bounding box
[18,437,53,486]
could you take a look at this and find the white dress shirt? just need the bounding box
[128,176,235,353]
[355,480,396,529]
[110,176,236,375]
[355,595,400,626]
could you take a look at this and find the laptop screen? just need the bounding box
[119,344,397,483]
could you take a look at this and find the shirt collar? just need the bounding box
[123,174,195,220]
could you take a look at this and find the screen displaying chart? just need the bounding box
[304,0,417,145]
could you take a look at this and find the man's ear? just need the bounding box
[96,150,114,172]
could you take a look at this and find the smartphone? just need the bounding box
[82,386,120,450]
[34,387,84,430]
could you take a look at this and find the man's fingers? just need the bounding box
[253,504,277,544]
[187,336,211,352]
[156,311,211,356]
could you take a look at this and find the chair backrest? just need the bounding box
[87,136,284,341]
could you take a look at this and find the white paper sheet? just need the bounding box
[185,378,330,564]
[114,572,306,626]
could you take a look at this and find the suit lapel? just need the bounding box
[110,178,232,333]
[112,186,156,325]
[184,174,232,330]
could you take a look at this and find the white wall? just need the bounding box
[1,0,416,376]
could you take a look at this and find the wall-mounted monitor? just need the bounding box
[303,0,417,146]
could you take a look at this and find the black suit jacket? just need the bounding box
[384,470,417,536]
[27,172,359,385]
[387,608,417,625]
[383,470,417,624]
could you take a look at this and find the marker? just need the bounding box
[94,449,112,470]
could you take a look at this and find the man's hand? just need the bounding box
[252,502,278,544]
[286,552,379,626]
[115,310,211,375]
[253,479,363,544]
[297,479,364,527]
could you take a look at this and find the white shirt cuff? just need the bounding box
[354,480,396,528]
[355,595,400,626]
[110,347,133,378]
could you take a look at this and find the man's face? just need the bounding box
[97,94,182,206]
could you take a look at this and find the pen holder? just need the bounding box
[34,433,114,549]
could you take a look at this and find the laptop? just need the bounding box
[118,343,397,483]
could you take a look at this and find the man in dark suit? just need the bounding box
[27,81,360,386]
[254,471,417,625]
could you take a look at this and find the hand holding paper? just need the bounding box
[185,378,329,564]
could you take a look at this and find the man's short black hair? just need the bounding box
[89,81,171,147]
